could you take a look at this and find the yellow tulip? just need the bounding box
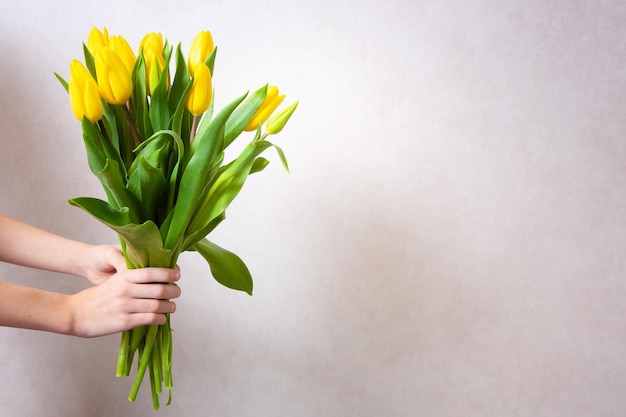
[186,63,212,116]
[139,32,167,95]
[244,86,285,131]
[109,35,136,75]
[87,26,109,57]
[95,47,133,105]
[139,32,164,57]
[144,51,167,95]
[68,59,103,123]
[266,101,299,135]
[187,30,214,76]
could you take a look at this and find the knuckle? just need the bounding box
[152,284,168,299]
[141,299,159,312]
[137,268,152,282]
[148,313,166,325]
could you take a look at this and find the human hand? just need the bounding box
[68,266,181,338]
[80,245,128,285]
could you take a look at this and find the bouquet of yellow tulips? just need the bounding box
[55,27,297,409]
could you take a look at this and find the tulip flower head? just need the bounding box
[139,32,164,57]
[68,59,103,123]
[95,47,133,105]
[266,101,299,135]
[187,30,214,76]
[186,63,212,116]
[244,86,285,131]
[87,26,109,57]
[109,35,136,75]
[139,32,167,95]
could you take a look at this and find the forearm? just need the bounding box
[0,280,73,335]
[0,214,90,277]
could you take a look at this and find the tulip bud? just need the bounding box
[144,52,166,96]
[95,47,133,105]
[187,30,214,76]
[87,26,109,57]
[243,86,285,131]
[266,101,299,135]
[68,59,103,123]
[139,32,167,96]
[186,63,212,116]
[139,32,164,57]
[109,35,136,75]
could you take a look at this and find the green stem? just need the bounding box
[162,314,173,389]
[190,115,199,144]
[123,104,142,147]
[116,330,130,377]
[128,324,159,402]
[152,332,163,394]
[149,354,160,410]
[124,325,148,376]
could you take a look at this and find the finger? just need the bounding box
[100,245,126,271]
[125,312,169,328]
[128,282,181,300]
[125,298,177,314]
[125,268,181,285]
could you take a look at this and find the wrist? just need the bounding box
[58,294,76,336]
[64,293,84,337]
[65,241,94,279]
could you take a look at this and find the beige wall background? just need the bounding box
[1,0,625,416]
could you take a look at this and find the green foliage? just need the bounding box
[60,28,298,408]
[64,38,297,292]
[194,238,253,295]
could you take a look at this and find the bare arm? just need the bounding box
[0,213,94,278]
[0,267,180,337]
[0,214,182,337]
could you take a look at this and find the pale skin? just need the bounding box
[0,214,181,338]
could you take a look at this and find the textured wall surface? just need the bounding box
[1,1,625,416]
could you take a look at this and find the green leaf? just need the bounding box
[69,196,131,227]
[170,78,193,142]
[163,93,247,252]
[127,156,167,221]
[100,158,146,221]
[223,85,267,147]
[54,72,69,92]
[81,117,107,176]
[193,238,253,295]
[149,50,173,131]
[115,221,173,268]
[194,90,215,140]
[130,56,151,140]
[69,196,173,268]
[82,43,97,79]
[205,46,217,75]
[110,105,135,170]
[182,211,225,250]
[187,140,272,235]
[249,157,270,174]
[270,141,290,173]
[168,44,191,116]
[101,105,124,167]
